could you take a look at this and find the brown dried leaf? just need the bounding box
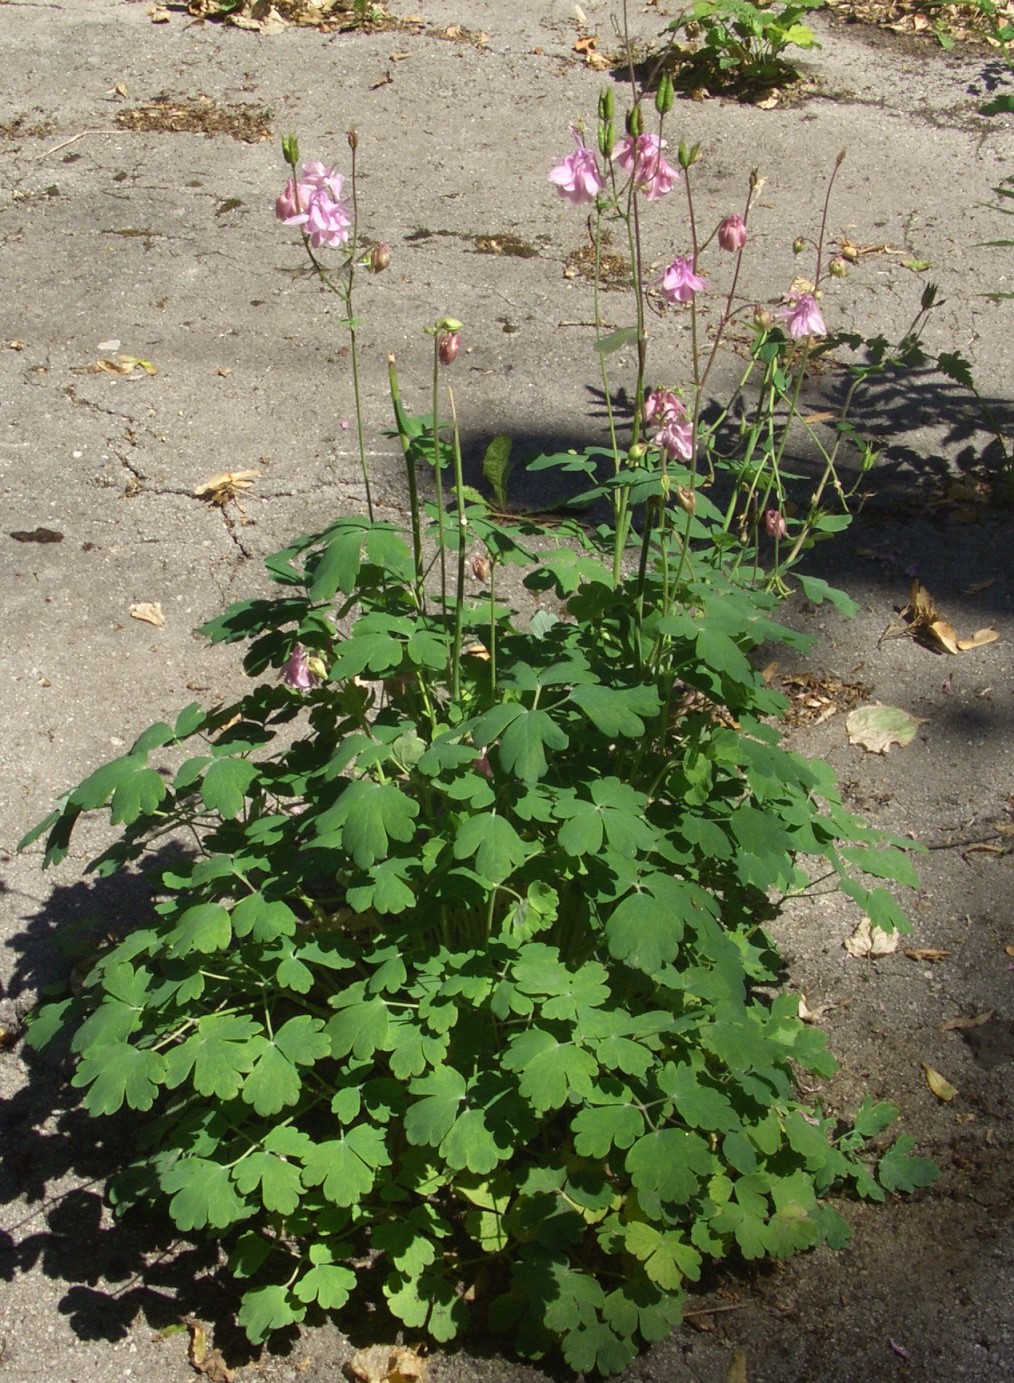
[844,917,900,958]
[798,994,834,1023]
[194,470,259,505]
[345,1344,429,1383]
[956,627,999,651]
[923,1063,958,1102]
[940,1010,994,1032]
[187,1321,236,1383]
[904,947,950,962]
[129,602,165,628]
[963,578,996,594]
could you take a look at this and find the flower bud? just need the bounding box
[828,255,847,278]
[370,241,392,273]
[675,484,696,515]
[655,74,674,115]
[471,552,492,582]
[717,213,747,252]
[792,236,807,255]
[347,128,359,152]
[678,140,701,169]
[753,306,774,330]
[438,331,461,365]
[280,131,300,167]
[627,442,648,465]
[765,508,788,539]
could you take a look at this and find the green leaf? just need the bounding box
[571,1101,645,1157]
[174,701,207,739]
[307,522,367,601]
[453,813,533,884]
[302,1125,392,1207]
[606,875,714,973]
[201,757,258,819]
[853,1097,898,1139]
[657,1061,739,1132]
[795,573,858,617]
[232,1151,304,1215]
[499,707,569,782]
[568,684,659,738]
[293,1261,356,1310]
[878,1136,940,1194]
[161,1156,253,1230]
[501,1029,599,1112]
[625,1129,714,1215]
[593,325,639,355]
[624,1222,701,1290]
[110,764,168,826]
[166,903,232,958]
[327,992,391,1060]
[238,1284,305,1344]
[316,779,419,869]
[164,1013,263,1099]
[482,433,513,511]
[231,893,298,942]
[241,1043,302,1116]
[405,1066,467,1147]
[72,1043,167,1114]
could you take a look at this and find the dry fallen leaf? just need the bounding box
[725,1347,748,1383]
[130,601,165,628]
[187,1321,236,1383]
[940,1010,994,1032]
[923,1062,958,1102]
[194,470,259,506]
[844,917,900,959]
[345,1344,429,1383]
[904,947,950,962]
[846,703,923,754]
[798,994,834,1023]
[886,580,1000,655]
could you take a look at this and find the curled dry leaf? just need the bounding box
[922,1063,958,1102]
[345,1344,429,1383]
[187,1321,236,1383]
[886,580,1000,655]
[844,917,900,959]
[904,947,950,962]
[940,1010,994,1032]
[129,601,165,628]
[194,470,259,506]
[845,703,923,754]
[798,993,834,1023]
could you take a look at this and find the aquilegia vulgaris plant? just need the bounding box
[20,58,940,1379]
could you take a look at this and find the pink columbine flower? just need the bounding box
[281,643,319,691]
[765,509,788,539]
[655,420,694,463]
[660,256,707,305]
[778,291,826,340]
[718,214,747,252]
[644,389,688,428]
[548,126,605,205]
[276,161,352,249]
[614,133,679,201]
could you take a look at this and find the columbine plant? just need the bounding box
[21,59,939,1381]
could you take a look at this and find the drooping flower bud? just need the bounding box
[675,484,697,515]
[438,331,461,366]
[717,213,747,252]
[828,255,847,278]
[792,236,807,255]
[765,508,788,539]
[370,241,392,273]
[471,552,492,582]
[753,306,774,330]
[347,128,359,152]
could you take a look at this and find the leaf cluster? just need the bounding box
[20,422,933,1373]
